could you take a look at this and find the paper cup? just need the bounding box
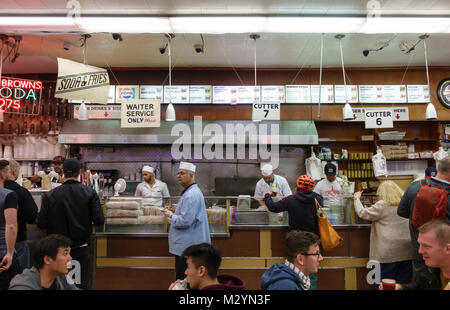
[381,278,396,290]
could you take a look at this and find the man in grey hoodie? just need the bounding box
[8,234,79,290]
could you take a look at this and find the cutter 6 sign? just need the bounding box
[364,109,393,129]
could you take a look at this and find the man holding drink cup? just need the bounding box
[380,220,450,290]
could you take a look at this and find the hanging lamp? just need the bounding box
[78,34,91,121]
[421,34,437,120]
[336,34,353,121]
[165,34,176,121]
[250,34,261,122]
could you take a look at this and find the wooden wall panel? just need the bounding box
[96,268,175,290]
[107,237,169,256]
[212,230,260,257]
[349,229,371,257]
[356,267,376,290]
[271,230,287,257]
[317,269,346,290]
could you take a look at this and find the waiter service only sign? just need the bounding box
[121,99,160,128]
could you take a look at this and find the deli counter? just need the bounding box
[94,194,372,290]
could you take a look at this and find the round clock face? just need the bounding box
[437,78,450,109]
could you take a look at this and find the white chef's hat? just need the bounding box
[261,163,273,177]
[179,161,196,173]
[142,165,155,174]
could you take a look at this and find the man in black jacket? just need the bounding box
[4,160,38,273]
[37,158,104,290]
[264,174,323,235]
[397,157,450,287]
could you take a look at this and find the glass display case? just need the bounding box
[100,193,369,235]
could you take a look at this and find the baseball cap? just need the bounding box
[297,175,315,191]
[324,163,337,176]
[425,167,437,177]
[62,158,81,173]
[53,156,65,163]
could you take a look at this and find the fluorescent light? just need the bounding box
[78,17,171,33]
[170,17,267,34]
[361,17,450,33]
[0,15,449,34]
[266,17,365,33]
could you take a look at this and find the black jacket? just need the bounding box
[4,181,38,242]
[402,265,442,290]
[37,180,105,247]
[263,189,323,235]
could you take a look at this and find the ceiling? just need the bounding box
[1,0,450,74]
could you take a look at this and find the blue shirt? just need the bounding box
[168,183,211,256]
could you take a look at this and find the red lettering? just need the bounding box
[12,100,20,110]
[7,79,13,87]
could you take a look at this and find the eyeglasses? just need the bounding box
[300,252,322,258]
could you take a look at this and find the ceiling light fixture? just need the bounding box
[250,34,261,122]
[78,34,91,121]
[0,16,450,34]
[336,34,353,121]
[421,34,437,120]
[165,33,176,122]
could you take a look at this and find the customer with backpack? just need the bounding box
[397,157,450,285]
[354,181,413,288]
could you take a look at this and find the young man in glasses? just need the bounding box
[261,230,323,290]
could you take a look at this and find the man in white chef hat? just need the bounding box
[135,165,170,207]
[254,163,292,221]
[164,161,211,281]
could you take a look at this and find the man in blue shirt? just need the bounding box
[164,162,211,280]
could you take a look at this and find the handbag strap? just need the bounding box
[315,198,324,213]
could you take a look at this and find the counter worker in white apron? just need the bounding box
[134,165,170,207]
[313,163,343,207]
[33,156,65,189]
[254,164,292,222]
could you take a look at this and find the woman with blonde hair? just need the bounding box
[354,181,413,289]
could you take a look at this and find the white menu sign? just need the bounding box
[346,107,409,122]
[237,86,260,103]
[213,86,237,104]
[311,85,334,103]
[252,102,280,121]
[121,99,160,128]
[73,104,121,119]
[189,85,212,104]
[365,108,393,129]
[334,85,358,103]
[163,85,189,104]
[407,85,430,103]
[382,85,407,103]
[359,85,383,103]
[285,85,311,103]
[261,86,285,102]
[140,85,163,100]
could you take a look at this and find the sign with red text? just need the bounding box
[121,99,160,128]
[55,58,110,104]
[0,77,42,112]
[364,108,394,129]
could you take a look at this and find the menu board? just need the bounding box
[237,86,260,103]
[407,85,430,103]
[261,86,285,102]
[189,85,212,104]
[382,85,407,103]
[213,86,237,104]
[311,85,334,103]
[163,85,189,104]
[334,85,358,103]
[285,85,311,103]
[359,85,406,103]
[359,85,383,103]
[140,85,163,100]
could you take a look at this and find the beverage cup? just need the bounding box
[381,278,396,290]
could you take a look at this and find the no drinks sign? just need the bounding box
[121,99,161,128]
